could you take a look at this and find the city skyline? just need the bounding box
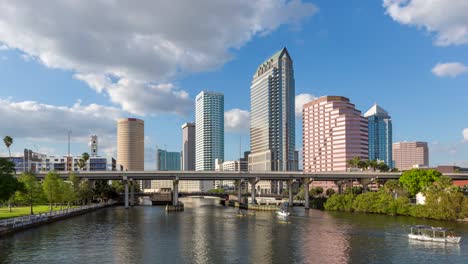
[0,1,467,168]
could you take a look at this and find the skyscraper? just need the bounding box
[156,149,181,171]
[364,104,393,168]
[303,96,368,172]
[195,91,224,171]
[248,47,296,194]
[117,118,144,171]
[249,47,296,172]
[181,122,195,171]
[392,141,429,171]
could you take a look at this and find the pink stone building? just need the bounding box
[302,96,368,190]
[392,141,429,171]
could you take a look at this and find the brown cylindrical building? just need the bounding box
[117,118,144,171]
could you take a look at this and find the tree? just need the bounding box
[399,169,441,196]
[0,158,22,211]
[60,180,76,209]
[377,162,390,172]
[325,188,335,197]
[347,157,361,170]
[3,136,13,158]
[17,172,43,215]
[77,152,90,171]
[43,172,60,211]
[78,179,93,205]
[111,180,125,193]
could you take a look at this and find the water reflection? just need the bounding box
[0,198,467,264]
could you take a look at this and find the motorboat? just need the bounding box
[408,225,461,244]
[275,210,290,217]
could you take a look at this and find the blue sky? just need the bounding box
[0,0,467,169]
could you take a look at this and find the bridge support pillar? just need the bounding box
[235,179,243,205]
[248,177,260,204]
[335,181,344,194]
[130,180,135,206]
[124,178,129,209]
[303,178,311,209]
[358,178,374,193]
[287,180,294,207]
[173,179,179,206]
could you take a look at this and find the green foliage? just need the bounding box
[42,171,61,210]
[78,179,93,204]
[111,180,125,193]
[399,169,441,196]
[0,159,22,202]
[92,180,119,201]
[325,174,467,221]
[325,188,335,197]
[324,193,355,212]
[15,172,44,214]
[208,188,225,194]
[3,136,13,157]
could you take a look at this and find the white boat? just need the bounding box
[409,225,461,244]
[275,210,290,217]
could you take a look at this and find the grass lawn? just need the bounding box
[0,205,72,220]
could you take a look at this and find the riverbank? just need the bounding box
[324,191,468,221]
[0,205,78,220]
[0,202,114,237]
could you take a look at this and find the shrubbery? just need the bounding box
[323,171,468,221]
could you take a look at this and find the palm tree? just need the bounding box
[368,160,378,172]
[3,136,13,158]
[78,152,90,171]
[347,157,361,171]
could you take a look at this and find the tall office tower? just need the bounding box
[90,135,98,157]
[303,96,368,172]
[392,142,429,171]
[151,148,181,190]
[117,118,145,187]
[181,122,196,171]
[248,48,296,194]
[195,91,224,171]
[364,104,393,168]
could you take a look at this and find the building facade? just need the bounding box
[303,96,368,192]
[181,122,196,171]
[364,104,393,168]
[249,47,296,172]
[117,118,144,171]
[90,135,98,157]
[195,91,224,171]
[392,142,429,171]
[248,48,296,194]
[150,149,182,191]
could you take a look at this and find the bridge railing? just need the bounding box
[0,202,112,229]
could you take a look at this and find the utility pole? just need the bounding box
[68,130,72,157]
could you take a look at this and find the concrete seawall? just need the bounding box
[0,203,114,237]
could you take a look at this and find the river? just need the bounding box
[0,198,466,264]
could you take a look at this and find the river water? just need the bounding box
[0,198,467,264]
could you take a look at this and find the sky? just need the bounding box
[0,0,467,169]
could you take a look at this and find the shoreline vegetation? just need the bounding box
[323,169,468,221]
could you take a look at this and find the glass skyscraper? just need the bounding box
[364,104,393,168]
[156,149,181,171]
[249,47,296,172]
[195,91,224,171]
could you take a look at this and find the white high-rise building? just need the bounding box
[248,47,297,194]
[195,91,224,171]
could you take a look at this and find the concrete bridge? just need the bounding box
[35,171,468,210]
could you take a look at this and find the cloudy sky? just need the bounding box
[0,0,467,169]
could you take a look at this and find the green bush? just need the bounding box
[324,193,355,212]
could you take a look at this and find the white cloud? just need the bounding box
[295,93,317,117]
[225,109,250,134]
[432,62,468,77]
[463,128,468,143]
[0,43,8,50]
[0,0,317,116]
[383,0,468,46]
[0,98,123,157]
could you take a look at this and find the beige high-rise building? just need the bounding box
[117,118,144,171]
[392,142,429,171]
